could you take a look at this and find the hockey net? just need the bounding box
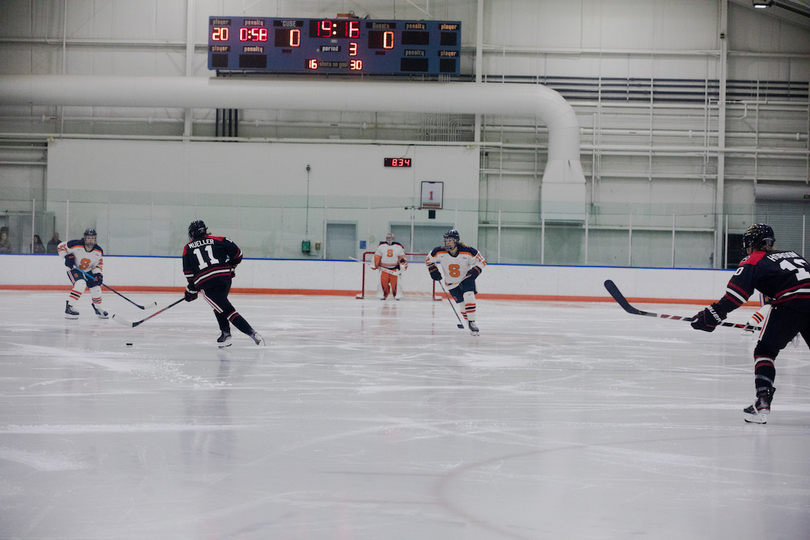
[356,251,441,300]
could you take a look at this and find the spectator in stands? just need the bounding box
[47,232,60,254]
[0,227,11,254]
[32,234,46,254]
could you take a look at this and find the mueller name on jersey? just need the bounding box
[187,238,214,249]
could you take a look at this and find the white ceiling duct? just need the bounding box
[0,75,586,219]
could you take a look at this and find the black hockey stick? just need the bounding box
[112,298,184,328]
[603,280,761,331]
[75,268,157,310]
[438,280,465,329]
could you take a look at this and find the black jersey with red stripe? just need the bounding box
[182,235,243,289]
[716,250,810,315]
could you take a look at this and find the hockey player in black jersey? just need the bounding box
[182,220,264,348]
[691,224,810,424]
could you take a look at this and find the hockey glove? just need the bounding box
[429,268,443,281]
[466,267,482,280]
[230,266,236,278]
[691,304,724,332]
[64,254,76,268]
[93,273,103,286]
[184,285,198,302]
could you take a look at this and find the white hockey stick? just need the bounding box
[349,257,402,276]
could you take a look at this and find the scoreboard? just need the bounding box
[208,17,461,75]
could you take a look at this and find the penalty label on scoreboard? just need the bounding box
[421,181,443,209]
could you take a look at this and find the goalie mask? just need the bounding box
[386,232,395,245]
[444,229,460,250]
[188,220,208,241]
[741,223,774,255]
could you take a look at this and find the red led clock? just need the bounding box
[384,158,412,167]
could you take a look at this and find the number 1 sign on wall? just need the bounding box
[421,181,443,209]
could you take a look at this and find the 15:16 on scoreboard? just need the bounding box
[208,17,461,75]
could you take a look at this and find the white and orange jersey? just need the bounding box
[374,241,407,270]
[426,244,485,288]
[58,240,104,275]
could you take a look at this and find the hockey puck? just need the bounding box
[126,343,133,346]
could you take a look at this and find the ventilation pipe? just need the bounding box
[0,75,586,220]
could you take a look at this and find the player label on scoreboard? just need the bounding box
[208,17,461,76]
[421,181,443,209]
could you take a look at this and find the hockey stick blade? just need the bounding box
[603,280,761,331]
[113,298,185,328]
[112,313,135,328]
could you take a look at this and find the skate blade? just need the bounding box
[743,412,768,424]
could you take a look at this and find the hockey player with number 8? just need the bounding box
[58,228,108,320]
[426,229,486,335]
[691,223,810,424]
[182,220,264,348]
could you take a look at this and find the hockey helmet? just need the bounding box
[443,229,460,249]
[386,232,395,244]
[83,228,97,238]
[188,220,208,240]
[741,223,775,255]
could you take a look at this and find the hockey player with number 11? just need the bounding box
[426,229,486,335]
[182,220,264,348]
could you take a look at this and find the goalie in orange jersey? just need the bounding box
[372,232,408,300]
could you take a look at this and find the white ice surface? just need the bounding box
[1,291,809,540]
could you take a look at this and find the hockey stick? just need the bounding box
[438,280,465,329]
[75,268,157,310]
[112,298,184,328]
[349,257,401,276]
[603,280,761,331]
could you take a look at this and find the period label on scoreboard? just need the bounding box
[208,17,461,76]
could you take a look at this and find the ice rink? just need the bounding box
[1,290,809,540]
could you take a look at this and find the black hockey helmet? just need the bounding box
[741,223,775,255]
[443,229,460,249]
[83,228,97,238]
[188,220,208,240]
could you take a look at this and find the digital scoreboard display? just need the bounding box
[208,17,461,75]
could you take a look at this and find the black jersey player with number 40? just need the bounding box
[182,220,265,348]
[691,224,810,424]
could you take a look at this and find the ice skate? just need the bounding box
[743,387,775,424]
[217,332,232,348]
[468,320,479,336]
[93,304,109,319]
[251,331,265,346]
[65,301,79,320]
